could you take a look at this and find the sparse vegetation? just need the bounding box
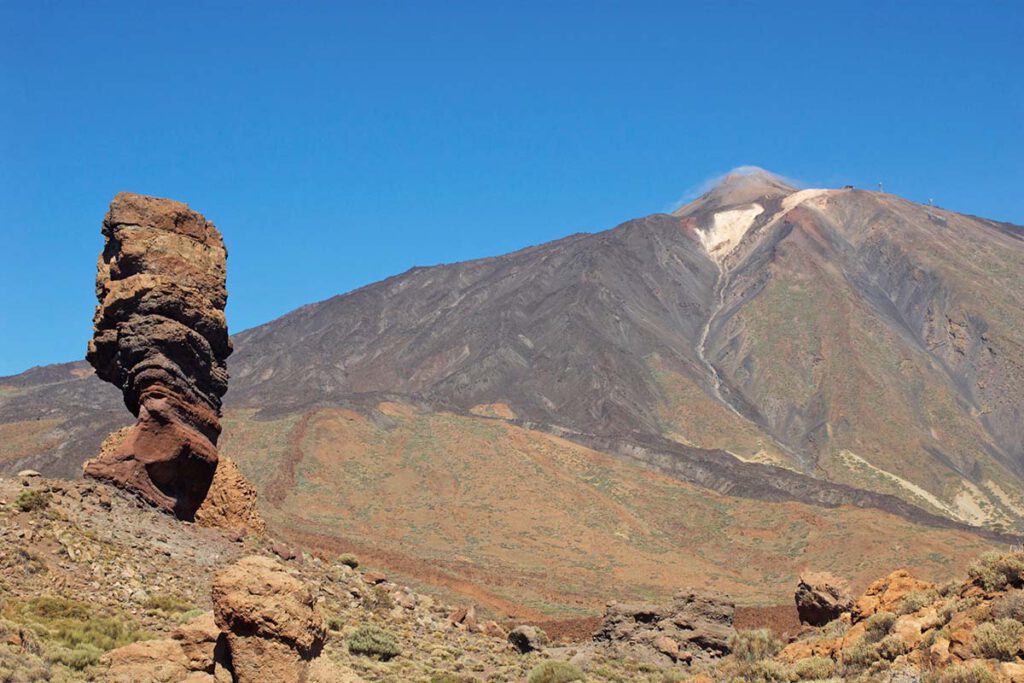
[930,663,999,683]
[1,596,147,671]
[14,489,49,513]
[362,585,394,613]
[896,588,938,615]
[876,633,909,661]
[967,550,1024,591]
[176,608,206,624]
[841,639,880,671]
[791,655,835,680]
[347,623,401,660]
[337,553,360,569]
[143,593,192,615]
[972,618,1024,660]
[729,628,782,663]
[527,661,585,683]
[863,610,896,642]
[429,675,477,683]
[989,588,1024,621]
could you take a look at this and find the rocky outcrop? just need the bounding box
[853,569,936,622]
[795,571,854,626]
[508,625,549,653]
[592,589,735,665]
[83,193,232,520]
[194,457,266,535]
[211,555,326,682]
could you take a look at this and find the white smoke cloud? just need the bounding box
[667,165,805,212]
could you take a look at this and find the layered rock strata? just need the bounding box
[83,192,231,520]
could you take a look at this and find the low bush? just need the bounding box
[791,655,835,680]
[841,639,879,671]
[527,661,585,683]
[429,675,477,683]
[863,611,896,643]
[896,589,938,615]
[44,642,104,670]
[14,490,49,513]
[990,589,1024,621]
[0,643,50,682]
[931,663,999,683]
[729,628,783,663]
[973,618,1024,661]
[6,595,146,667]
[347,624,401,660]
[876,634,909,661]
[142,594,192,615]
[176,608,206,624]
[968,551,1024,591]
[362,585,394,613]
[337,553,359,569]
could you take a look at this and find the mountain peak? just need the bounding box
[675,167,798,216]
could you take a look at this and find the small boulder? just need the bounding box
[272,542,298,561]
[449,604,478,630]
[16,470,41,478]
[508,625,549,653]
[172,611,225,673]
[101,639,190,683]
[363,570,387,585]
[795,571,854,626]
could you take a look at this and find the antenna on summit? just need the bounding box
[878,181,884,193]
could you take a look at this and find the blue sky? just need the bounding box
[1,1,1021,376]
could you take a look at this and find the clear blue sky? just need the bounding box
[1,1,1021,376]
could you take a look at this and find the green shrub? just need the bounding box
[876,634,909,661]
[0,643,50,682]
[527,661,585,683]
[990,589,1024,621]
[429,675,477,683]
[732,659,793,682]
[337,553,360,569]
[973,618,1024,660]
[932,663,999,683]
[863,611,896,643]
[792,655,835,680]
[326,615,345,631]
[176,608,207,624]
[347,624,400,660]
[896,589,938,615]
[729,628,783,663]
[11,596,146,659]
[45,642,104,670]
[14,490,49,513]
[841,639,879,671]
[362,585,394,613]
[142,594,192,614]
[968,551,1024,591]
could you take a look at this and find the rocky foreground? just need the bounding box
[3,472,1024,682]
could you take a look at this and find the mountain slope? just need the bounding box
[2,170,1023,612]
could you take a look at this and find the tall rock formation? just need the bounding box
[83,192,231,519]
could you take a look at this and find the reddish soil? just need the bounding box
[735,604,804,639]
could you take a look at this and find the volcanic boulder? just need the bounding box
[211,555,326,682]
[83,192,231,519]
[795,571,854,626]
[593,589,735,665]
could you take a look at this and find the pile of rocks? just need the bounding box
[590,588,736,666]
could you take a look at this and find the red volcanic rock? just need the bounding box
[795,571,854,626]
[83,193,231,520]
